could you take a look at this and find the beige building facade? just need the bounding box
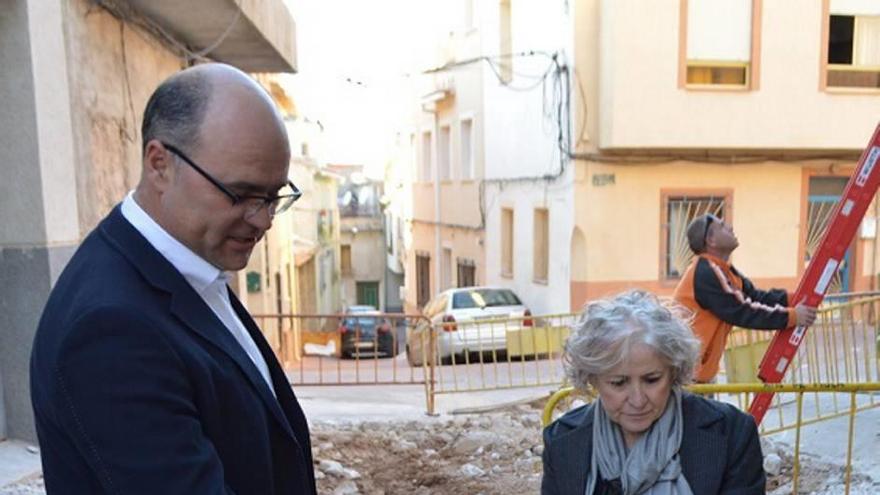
[569,0,880,308]
[0,0,297,441]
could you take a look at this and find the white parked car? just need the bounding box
[405,286,533,366]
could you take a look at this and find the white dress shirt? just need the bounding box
[120,192,276,397]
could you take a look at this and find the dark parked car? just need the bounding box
[338,305,397,358]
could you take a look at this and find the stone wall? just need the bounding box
[63,0,183,234]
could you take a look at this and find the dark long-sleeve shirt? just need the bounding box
[674,253,795,382]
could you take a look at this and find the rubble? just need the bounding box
[308,400,547,495]
[2,401,878,494]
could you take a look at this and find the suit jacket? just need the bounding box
[541,393,766,495]
[31,206,316,495]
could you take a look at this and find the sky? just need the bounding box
[281,0,448,178]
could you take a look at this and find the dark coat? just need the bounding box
[31,206,316,495]
[541,393,766,495]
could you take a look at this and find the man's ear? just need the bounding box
[703,224,715,249]
[142,140,174,191]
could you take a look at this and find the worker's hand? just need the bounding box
[794,303,817,328]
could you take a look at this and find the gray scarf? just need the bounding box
[585,388,693,495]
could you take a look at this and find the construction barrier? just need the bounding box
[250,292,879,416]
[251,313,431,386]
[418,295,879,414]
[542,383,880,495]
[415,313,580,414]
[725,295,880,385]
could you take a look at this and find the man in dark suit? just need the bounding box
[30,63,316,494]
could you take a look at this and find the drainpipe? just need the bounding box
[432,111,442,296]
[420,102,441,296]
[421,89,449,298]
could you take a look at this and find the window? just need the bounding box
[681,0,758,88]
[341,244,352,275]
[499,0,512,83]
[356,281,380,308]
[533,208,549,283]
[825,1,880,89]
[439,125,451,181]
[663,194,728,279]
[457,258,476,287]
[501,207,514,277]
[421,131,432,182]
[416,254,431,309]
[460,118,474,180]
[441,247,453,290]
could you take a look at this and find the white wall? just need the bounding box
[480,0,576,315]
[483,178,574,315]
[482,0,572,181]
[599,0,880,150]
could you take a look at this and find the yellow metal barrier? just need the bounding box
[252,313,432,387]
[421,296,880,415]
[542,383,880,495]
[415,313,580,414]
[248,293,879,417]
[725,295,880,385]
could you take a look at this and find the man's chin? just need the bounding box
[216,252,253,272]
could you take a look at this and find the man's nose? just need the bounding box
[246,205,274,230]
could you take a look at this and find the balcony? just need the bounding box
[126,0,297,72]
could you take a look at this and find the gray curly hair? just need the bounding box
[563,290,700,391]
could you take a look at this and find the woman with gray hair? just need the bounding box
[541,290,765,495]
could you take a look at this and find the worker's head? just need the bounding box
[686,214,738,256]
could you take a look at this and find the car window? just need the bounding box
[344,317,377,326]
[453,291,481,309]
[453,289,521,309]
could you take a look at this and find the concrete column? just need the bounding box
[0,0,80,442]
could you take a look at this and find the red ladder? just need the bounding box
[749,122,880,424]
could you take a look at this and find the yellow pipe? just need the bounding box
[542,383,880,427]
[845,392,858,494]
[792,393,803,494]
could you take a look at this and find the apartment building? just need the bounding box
[399,0,576,315]
[568,0,880,307]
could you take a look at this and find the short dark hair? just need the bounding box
[686,214,715,254]
[141,71,211,156]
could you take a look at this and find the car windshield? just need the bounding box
[344,317,378,326]
[452,289,522,309]
[348,306,377,313]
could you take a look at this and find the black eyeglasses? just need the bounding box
[162,142,302,218]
